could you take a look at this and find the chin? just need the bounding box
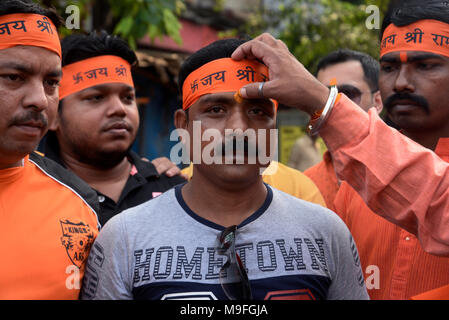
[212,163,262,184]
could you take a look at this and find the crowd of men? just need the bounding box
[2,0,449,300]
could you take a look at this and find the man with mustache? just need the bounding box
[231,0,449,300]
[0,0,100,299]
[330,47,449,298]
[43,32,186,226]
[81,38,368,300]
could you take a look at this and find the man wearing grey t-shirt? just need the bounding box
[81,38,369,300]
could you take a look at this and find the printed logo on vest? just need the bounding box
[60,219,95,268]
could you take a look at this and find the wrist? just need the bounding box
[308,85,331,116]
[307,86,339,136]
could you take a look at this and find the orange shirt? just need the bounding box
[320,95,449,256]
[335,174,449,300]
[304,151,339,212]
[0,153,100,299]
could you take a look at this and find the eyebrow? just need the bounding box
[198,94,233,104]
[84,83,135,92]
[0,62,33,73]
[0,62,62,78]
[380,53,447,63]
[198,94,273,107]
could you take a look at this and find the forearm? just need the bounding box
[320,95,449,256]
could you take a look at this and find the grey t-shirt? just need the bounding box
[81,184,369,300]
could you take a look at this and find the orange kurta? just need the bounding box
[320,94,449,256]
[0,154,99,299]
[333,139,449,300]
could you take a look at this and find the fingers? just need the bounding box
[232,33,287,62]
[239,82,272,100]
[166,166,182,178]
[232,35,277,63]
[151,157,179,176]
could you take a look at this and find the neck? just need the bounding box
[60,151,131,202]
[181,168,268,227]
[402,129,446,151]
[0,158,24,170]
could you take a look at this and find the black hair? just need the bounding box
[61,31,137,67]
[381,0,449,40]
[178,38,249,97]
[316,49,379,92]
[0,0,62,29]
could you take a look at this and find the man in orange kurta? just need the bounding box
[327,1,449,299]
[232,1,449,300]
[308,37,449,299]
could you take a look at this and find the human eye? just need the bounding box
[417,61,440,71]
[249,106,266,116]
[122,92,136,104]
[45,78,60,88]
[0,73,24,83]
[380,63,396,73]
[85,94,104,102]
[207,105,225,114]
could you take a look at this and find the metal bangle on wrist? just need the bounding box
[307,86,339,136]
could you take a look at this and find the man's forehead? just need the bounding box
[0,46,61,73]
[380,51,448,63]
[196,92,272,106]
[317,60,365,86]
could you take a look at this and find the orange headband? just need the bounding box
[182,58,278,110]
[59,55,134,100]
[380,19,449,58]
[0,13,61,58]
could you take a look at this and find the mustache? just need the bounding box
[214,137,259,157]
[384,92,430,114]
[9,110,48,128]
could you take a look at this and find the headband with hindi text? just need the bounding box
[182,58,278,110]
[59,55,134,100]
[380,19,449,58]
[0,13,61,58]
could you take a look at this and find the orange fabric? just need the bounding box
[182,58,278,110]
[304,151,339,212]
[411,284,449,300]
[59,55,134,100]
[334,172,449,300]
[380,20,449,58]
[0,13,61,58]
[320,94,449,256]
[0,156,99,299]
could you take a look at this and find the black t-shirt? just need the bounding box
[43,133,186,226]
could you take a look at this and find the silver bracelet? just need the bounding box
[307,86,339,136]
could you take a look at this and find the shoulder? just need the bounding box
[263,161,314,183]
[130,151,187,188]
[111,187,178,227]
[270,186,349,236]
[263,161,326,206]
[29,151,100,217]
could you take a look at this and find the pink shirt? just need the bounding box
[320,94,449,257]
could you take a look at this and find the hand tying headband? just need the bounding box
[182,57,278,110]
[0,13,61,58]
[380,19,449,58]
[59,55,134,100]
